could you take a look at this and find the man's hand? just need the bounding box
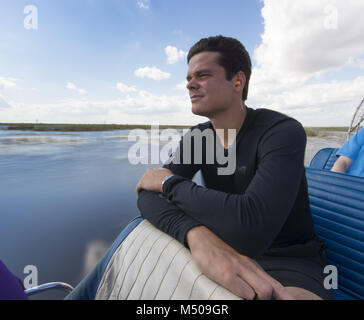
[187,226,294,300]
[136,168,173,195]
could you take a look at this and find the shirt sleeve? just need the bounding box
[137,129,203,247]
[337,128,364,160]
[137,191,202,246]
[162,120,307,257]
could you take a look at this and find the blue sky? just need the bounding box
[1,0,363,126]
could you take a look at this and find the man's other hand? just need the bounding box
[136,168,173,195]
[186,226,294,300]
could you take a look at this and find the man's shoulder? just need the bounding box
[250,107,293,122]
[187,108,303,134]
[248,107,303,132]
[248,108,307,153]
[188,121,212,132]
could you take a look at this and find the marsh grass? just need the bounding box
[304,127,348,137]
[1,123,349,134]
[1,123,190,131]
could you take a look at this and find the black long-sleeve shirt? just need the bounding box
[137,107,323,261]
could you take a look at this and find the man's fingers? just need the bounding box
[187,227,292,301]
[272,283,295,300]
[251,263,294,300]
[220,271,256,300]
[136,181,143,195]
[235,257,294,300]
[235,262,273,300]
[220,258,271,300]
[136,170,149,195]
[136,168,171,194]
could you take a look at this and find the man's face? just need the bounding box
[186,51,235,118]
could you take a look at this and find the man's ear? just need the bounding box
[236,71,246,87]
[234,71,246,90]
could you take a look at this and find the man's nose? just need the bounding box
[186,78,199,91]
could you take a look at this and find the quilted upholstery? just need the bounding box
[66,217,241,300]
[95,219,240,300]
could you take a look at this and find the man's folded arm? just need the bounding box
[161,120,307,257]
[137,133,203,246]
[137,191,202,246]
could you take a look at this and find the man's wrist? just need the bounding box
[186,226,209,250]
[161,174,175,193]
[187,226,237,255]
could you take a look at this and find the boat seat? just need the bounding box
[305,167,364,300]
[65,217,241,300]
[66,168,364,300]
[309,147,339,170]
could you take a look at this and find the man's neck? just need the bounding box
[210,101,247,149]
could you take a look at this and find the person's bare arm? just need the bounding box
[331,155,352,174]
[186,226,294,300]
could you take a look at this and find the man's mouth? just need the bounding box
[190,95,204,102]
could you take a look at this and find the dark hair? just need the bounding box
[187,35,252,101]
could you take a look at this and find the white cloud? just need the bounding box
[255,0,364,79]
[0,95,11,109]
[0,92,200,125]
[248,0,364,126]
[176,80,187,90]
[0,77,17,90]
[358,59,364,69]
[249,76,364,124]
[66,82,87,94]
[116,82,137,93]
[165,46,187,64]
[134,66,171,80]
[137,0,150,10]
[0,77,14,108]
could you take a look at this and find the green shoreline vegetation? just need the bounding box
[304,127,348,137]
[0,123,349,137]
[0,123,190,131]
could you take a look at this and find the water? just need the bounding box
[0,129,174,299]
[0,129,346,299]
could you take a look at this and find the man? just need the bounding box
[331,127,364,177]
[136,36,333,300]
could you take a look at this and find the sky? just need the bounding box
[0,0,363,126]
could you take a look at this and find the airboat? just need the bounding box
[18,98,364,300]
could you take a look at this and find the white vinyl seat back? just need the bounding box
[95,220,241,300]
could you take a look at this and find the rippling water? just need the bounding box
[0,129,346,299]
[0,129,173,299]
